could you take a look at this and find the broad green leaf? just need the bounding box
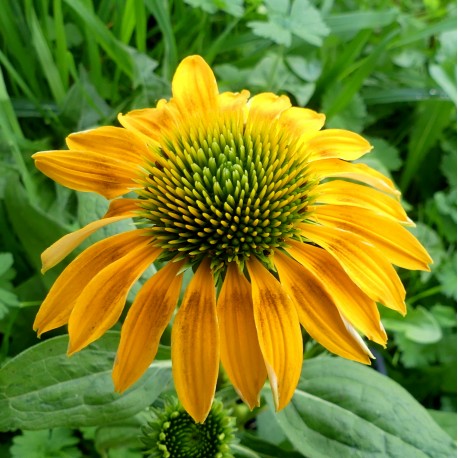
[428,410,457,440]
[267,357,456,458]
[0,332,172,431]
[94,412,148,454]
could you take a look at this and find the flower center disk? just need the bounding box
[138,117,314,271]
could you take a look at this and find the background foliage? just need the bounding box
[0,0,456,456]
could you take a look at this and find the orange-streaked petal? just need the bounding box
[286,241,387,345]
[103,198,139,218]
[247,257,303,411]
[172,55,219,115]
[217,263,267,409]
[299,224,406,314]
[279,107,326,135]
[172,259,219,423]
[34,230,150,336]
[313,205,432,270]
[306,129,372,161]
[118,105,175,149]
[41,199,138,273]
[314,180,412,224]
[66,126,154,164]
[32,150,138,199]
[113,260,184,392]
[311,158,400,198]
[67,243,161,354]
[275,250,374,363]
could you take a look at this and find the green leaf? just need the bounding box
[4,176,71,287]
[325,8,399,35]
[428,410,457,440]
[10,428,82,458]
[0,332,172,431]
[266,357,456,458]
[184,0,244,17]
[248,0,329,47]
[383,307,443,344]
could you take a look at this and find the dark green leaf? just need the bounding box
[0,332,172,431]
[267,357,456,458]
[428,410,457,441]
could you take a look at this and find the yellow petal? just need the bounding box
[67,243,161,354]
[311,158,400,198]
[306,129,372,161]
[171,259,219,423]
[279,107,326,135]
[113,259,184,392]
[34,230,150,336]
[313,205,432,270]
[66,126,154,164]
[299,224,406,314]
[247,93,291,122]
[118,105,174,148]
[103,198,139,218]
[32,150,138,199]
[172,55,219,115]
[314,180,412,224]
[285,241,387,346]
[275,250,374,363]
[218,90,250,112]
[41,199,138,273]
[217,263,267,409]
[247,257,303,411]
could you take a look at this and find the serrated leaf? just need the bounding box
[0,332,172,431]
[10,428,82,458]
[184,0,244,17]
[248,0,328,47]
[266,357,456,458]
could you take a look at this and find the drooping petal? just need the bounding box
[306,129,372,161]
[66,126,155,164]
[314,180,412,224]
[312,205,432,270]
[274,250,374,363]
[118,104,175,149]
[67,243,162,354]
[113,259,184,392]
[247,257,303,411]
[41,199,138,273]
[286,241,387,345]
[172,259,219,423]
[34,230,150,336]
[299,224,406,314]
[311,158,400,198]
[217,263,267,409]
[32,150,139,199]
[172,55,219,115]
[279,107,326,136]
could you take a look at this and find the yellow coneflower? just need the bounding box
[33,55,431,423]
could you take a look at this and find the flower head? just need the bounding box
[141,397,235,458]
[33,55,432,423]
